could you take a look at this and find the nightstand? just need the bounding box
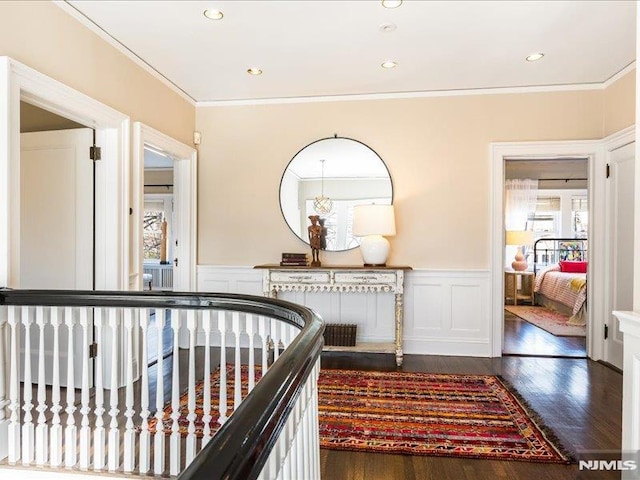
[504,270,535,305]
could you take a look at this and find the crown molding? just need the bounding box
[602,61,636,89]
[196,82,607,108]
[55,1,197,107]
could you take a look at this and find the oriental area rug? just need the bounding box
[146,365,571,464]
[505,305,586,337]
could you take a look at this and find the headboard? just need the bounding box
[533,237,588,274]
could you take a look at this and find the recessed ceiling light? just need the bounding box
[203,9,223,20]
[381,60,398,69]
[382,0,402,8]
[379,23,397,33]
[247,67,263,76]
[526,52,544,62]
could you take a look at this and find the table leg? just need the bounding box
[395,293,403,367]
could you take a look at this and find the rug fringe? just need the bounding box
[496,375,575,464]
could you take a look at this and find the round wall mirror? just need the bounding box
[279,136,393,251]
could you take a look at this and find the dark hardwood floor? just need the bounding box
[320,352,622,480]
[2,347,621,480]
[503,310,586,357]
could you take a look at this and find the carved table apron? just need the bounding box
[254,265,411,366]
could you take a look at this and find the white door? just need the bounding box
[606,141,635,370]
[20,128,94,385]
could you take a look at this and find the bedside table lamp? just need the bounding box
[353,204,396,266]
[506,230,534,271]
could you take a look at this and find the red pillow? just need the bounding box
[559,261,588,273]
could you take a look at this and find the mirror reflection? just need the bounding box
[279,137,393,251]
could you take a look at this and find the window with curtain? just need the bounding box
[504,179,539,231]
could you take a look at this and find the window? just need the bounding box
[529,196,560,240]
[571,195,588,238]
[305,198,387,250]
[143,210,165,261]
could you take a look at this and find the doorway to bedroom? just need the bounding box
[502,157,588,358]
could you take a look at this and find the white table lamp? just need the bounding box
[505,230,534,271]
[353,204,396,266]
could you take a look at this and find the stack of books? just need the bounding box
[280,252,308,266]
[324,324,357,347]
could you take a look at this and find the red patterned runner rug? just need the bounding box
[146,366,570,463]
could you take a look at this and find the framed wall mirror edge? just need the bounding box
[279,135,394,252]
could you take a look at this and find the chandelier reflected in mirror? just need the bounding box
[313,159,333,214]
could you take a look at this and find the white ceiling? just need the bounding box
[65,0,636,103]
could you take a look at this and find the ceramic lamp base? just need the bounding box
[511,249,528,271]
[359,234,390,266]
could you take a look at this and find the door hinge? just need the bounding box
[173,258,179,267]
[606,163,610,178]
[89,342,98,358]
[604,324,609,340]
[90,145,102,161]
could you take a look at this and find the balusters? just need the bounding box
[153,309,167,476]
[0,297,316,479]
[49,308,63,467]
[7,306,21,463]
[246,314,256,392]
[35,307,48,465]
[185,310,197,464]
[0,306,6,453]
[123,309,136,473]
[232,312,242,409]
[201,310,213,447]
[22,306,35,465]
[271,318,280,363]
[0,308,6,430]
[93,309,106,470]
[258,316,269,376]
[218,311,228,425]
[64,307,77,468]
[107,308,120,471]
[169,309,181,476]
[138,308,151,474]
[79,308,91,470]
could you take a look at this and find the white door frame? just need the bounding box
[132,122,197,292]
[0,56,130,290]
[602,126,636,368]
[490,139,603,358]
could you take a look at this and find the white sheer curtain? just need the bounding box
[504,179,539,231]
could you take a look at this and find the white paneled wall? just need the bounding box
[197,266,491,357]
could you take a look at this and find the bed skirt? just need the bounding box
[535,293,586,326]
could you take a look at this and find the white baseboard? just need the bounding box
[197,265,491,357]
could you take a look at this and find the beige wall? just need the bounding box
[196,89,610,269]
[0,1,194,145]
[604,69,636,136]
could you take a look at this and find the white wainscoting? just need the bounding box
[197,266,492,357]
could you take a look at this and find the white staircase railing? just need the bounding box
[0,290,324,480]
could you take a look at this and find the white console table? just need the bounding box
[254,265,412,366]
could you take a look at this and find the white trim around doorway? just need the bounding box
[132,122,197,292]
[489,139,603,358]
[0,56,130,290]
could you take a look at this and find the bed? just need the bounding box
[532,238,588,325]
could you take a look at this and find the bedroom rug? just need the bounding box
[505,305,586,337]
[146,365,571,464]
